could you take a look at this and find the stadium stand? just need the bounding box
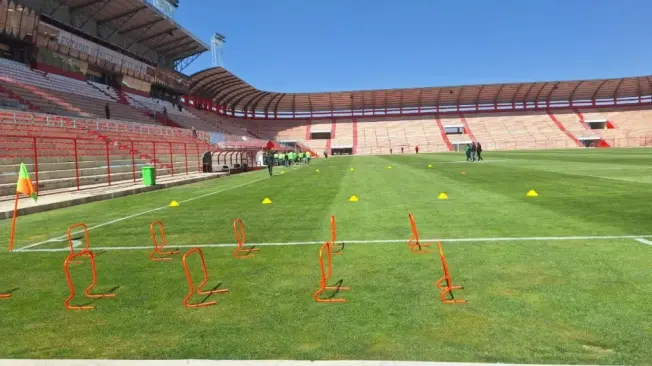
[1,0,652,202]
[590,107,652,147]
[0,58,157,124]
[0,110,211,197]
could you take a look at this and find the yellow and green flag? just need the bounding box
[16,163,37,201]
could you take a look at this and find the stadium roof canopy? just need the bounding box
[189,67,652,114]
[56,0,208,61]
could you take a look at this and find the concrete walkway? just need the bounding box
[0,172,226,219]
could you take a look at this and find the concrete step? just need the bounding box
[0,167,192,196]
[0,164,145,184]
[0,159,147,173]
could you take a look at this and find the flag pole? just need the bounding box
[9,193,19,252]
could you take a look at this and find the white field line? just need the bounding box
[17,174,278,251]
[635,238,652,246]
[14,234,652,253]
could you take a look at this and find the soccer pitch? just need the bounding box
[1,149,651,364]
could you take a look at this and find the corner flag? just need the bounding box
[16,163,37,201]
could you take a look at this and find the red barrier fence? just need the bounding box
[0,132,211,196]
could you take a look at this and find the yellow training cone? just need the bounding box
[316,169,320,173]
[437,192,448,200]
[349,195,359,202]
[281,171,286,175]
[428,164,433,168]
[262,197,272,204]
[387,165,392,169]
[526,190,539,197]
[169,200,180,207]
[350,167,355,171]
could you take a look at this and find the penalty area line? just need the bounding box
[14,234,652,253]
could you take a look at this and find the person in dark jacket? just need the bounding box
[265,150,275,176]
[470,142,477,162]
[104,103,110,119]
[476,142,483,161]
[465,144,472,162]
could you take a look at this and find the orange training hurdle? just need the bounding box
[232,218,259,259]
[329,215,344,255]
[63,223,116,310]
[66,223,92,265]
[407,213,433,254]
[63,251,116,310]
[314,241,350,303]
[150,221,180,261]
[67,223,90,253]
[435,242,466,304]
[182,247,228,308]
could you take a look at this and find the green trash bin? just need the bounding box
[142,166,156,186]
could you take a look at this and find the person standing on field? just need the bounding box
[477,142,483,161]
[465,143,472,162]
[265,150,274,176]
[470,142,477,162]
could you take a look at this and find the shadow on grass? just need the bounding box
[76,286,120,307]
[0,287,19,295]
[199,282,224,303]
[323,279,346,299]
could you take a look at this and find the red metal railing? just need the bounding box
[0,132,212,198]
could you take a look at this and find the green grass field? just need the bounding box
[1,149,652,364]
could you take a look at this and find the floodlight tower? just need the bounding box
[211,33,226,67]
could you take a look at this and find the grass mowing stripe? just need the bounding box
[426,157,652,235]
[3,151,652,363]
[15,234,652,253]
[15,165,312,251]
[16,176,269,250]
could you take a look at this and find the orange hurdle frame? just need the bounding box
[407,213,433,254]
[67,223,90,253]
[435,242,466,304]
[329,215,344,255]
[149,221,180,261]
[182,247,229,308]
[63,250,116,310]
[66,223,92,265]
[313,242,350,303]
[0,290,10,299]
[232,218,259,259]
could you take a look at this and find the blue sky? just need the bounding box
[174,0,652,93]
